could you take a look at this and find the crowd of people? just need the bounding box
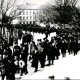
[0,31,80,80]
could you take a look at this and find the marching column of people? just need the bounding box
[0,33,80,80]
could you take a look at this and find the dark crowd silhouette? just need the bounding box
[0,31,80,80]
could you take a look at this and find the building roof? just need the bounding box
[17,2,41,10]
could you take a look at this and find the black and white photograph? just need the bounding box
[0,0,80,80]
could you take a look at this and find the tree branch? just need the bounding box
[6,0,13,12]
[6,0,16,12]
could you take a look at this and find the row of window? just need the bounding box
[19,16,34,20]
[19,21,35,24]
[19,16,39,20]
[21,10,42,15]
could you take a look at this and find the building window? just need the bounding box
[23,17,25,20]
[33,21,35,24]
[37,12,38,14]
[30,17,31,19]
[30,12,31,14]
[33,12,35,14]
[23,12,25,15]
[23,21,25,24]
[26,12,28,15]
[20,16,22,20]
[26,17,28,19]
[27,22,28,24]
[20,22,21,24]
[40,11,41,13]
[30,21,32,24]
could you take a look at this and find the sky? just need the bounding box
[17,0,80,7]
[18,0,55,5]
[77,0,80,7]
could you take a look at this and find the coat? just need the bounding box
[48,44,56,60]
[13,45,21,57]
[61,42,66,54]
[30,42,38,68]
[6,60,17,80]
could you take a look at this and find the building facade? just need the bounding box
[18,3,43,24]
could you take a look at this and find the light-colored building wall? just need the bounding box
[18,3,43,24]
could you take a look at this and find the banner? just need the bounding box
[48,32,56,41]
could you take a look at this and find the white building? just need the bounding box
[18,3,43,24]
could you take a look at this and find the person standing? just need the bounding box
[0,45,4,60]
[13,42,21,72]
[2,49,9,80]
[6,59,17,80]
[1,63,6,80]
[6,47,12,60]
[30,41,39,72]
[9,35,13,46]
[37,39,45,68]
[48,39,56,65]
[55,43,60,60]
[73,39,78,56]
[61,40,67,57]
[42,39,49,63]
[68,38,74,55]
[21,42,28,74]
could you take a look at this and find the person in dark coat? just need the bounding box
[37,39,45,68]
[22,32,32,44]
[3,49,8,58]
[21,42,28,74]
[2,38,9,49]
[32,51,39,72]
[55,47,60,60]
[2,50,9,80]
[55,41,60,59]
[13,42,21,58]
[68,38,74,55]
[61,40,66,57]
[6,47,12,60]
[1,63,6,80]
[0,45,4,60]
[30,41,39,72]
[48,41,56,65]
[42,39,49,61]
[6,59,17,80]
[9,35,13,46]
[73,40,78,56]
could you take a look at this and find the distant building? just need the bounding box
[18,3,43,24]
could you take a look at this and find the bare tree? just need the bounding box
[0,0,23,24]
[0,0,23,37]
